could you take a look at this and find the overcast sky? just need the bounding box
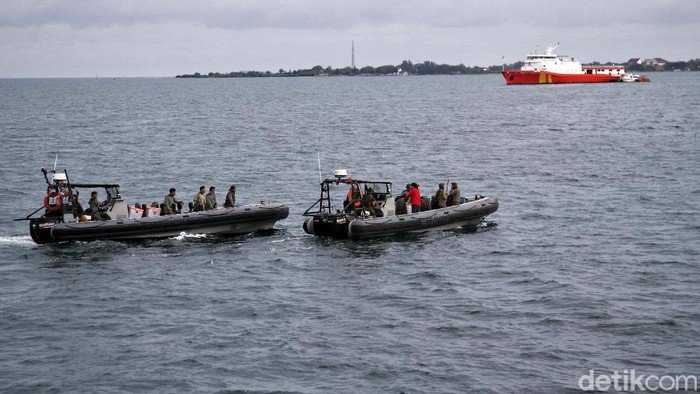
[1,0,698,77]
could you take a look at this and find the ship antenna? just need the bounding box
[315,149,322,184]
[53,151,59,172]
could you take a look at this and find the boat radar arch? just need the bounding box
[334,169,348,179]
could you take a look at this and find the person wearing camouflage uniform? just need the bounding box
[204,186,217,210]
[433,183,447,209]
[447,182,461,207]
[224,185,236,208]
[163,188,180,215]
[193,185,206,212]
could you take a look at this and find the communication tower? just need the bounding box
[351,41,356,69]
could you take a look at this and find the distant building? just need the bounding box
[653,58,668,67]
[627,57,667,70]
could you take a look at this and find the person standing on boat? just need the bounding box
[401,183,411,200]
[205,186,217,210]
[193,186,206,212]
[163,188,180,215]
[447,182,461,207]
[407,183,422,213]
[433,183,447,209]
[224,185,236,208]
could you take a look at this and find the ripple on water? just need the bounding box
[0,75,698,392]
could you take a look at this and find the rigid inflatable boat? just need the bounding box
[302,170,498,240]
[18,168,289,244]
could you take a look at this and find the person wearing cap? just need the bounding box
[224,185,236,208]
[204,186,217,210]
[433,183,447,209]
[447,182,461,207]
[192,185,206,212]
[163,188,180,215]
[407,182,422,213]
[401,183,411,200]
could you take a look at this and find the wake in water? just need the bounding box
[170,232,207,241]
[0,235,35,248]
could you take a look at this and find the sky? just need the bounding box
[1,0,698,77]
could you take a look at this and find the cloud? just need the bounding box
[1,0,698,30]
[0,1,698,77]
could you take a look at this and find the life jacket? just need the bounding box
[129,206,144,219]
[408,188,421,206]
[347,187,362,207]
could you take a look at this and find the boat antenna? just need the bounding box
[315,149,322,184]
[52,151,59,172]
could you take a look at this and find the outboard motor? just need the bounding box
[303,218,314,235]
[29,217,60,244]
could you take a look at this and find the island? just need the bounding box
[176,58,699,78]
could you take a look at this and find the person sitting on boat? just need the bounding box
[395,195,407,215]
[362,187,379,218]
[224,185,236,208]
[87,191,106,220]
[193,185,206,212]
[393,184,410,215]
[420,196,431,211]
[407,183,422,214]
[147,202,161,217]
[204,186,217,210]
[69,192,84,218]
[447,182,461,207]
[433,183,447,209]
[129,203,143,219]
[344,184,362,213]
[163,188,181,215]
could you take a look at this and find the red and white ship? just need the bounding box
[502,44,625,85]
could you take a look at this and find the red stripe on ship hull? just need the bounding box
[502,70,620,85]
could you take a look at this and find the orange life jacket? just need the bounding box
[347,187,362,207]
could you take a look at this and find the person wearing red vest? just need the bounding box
[407,182,421,213]
[345,184,362,212]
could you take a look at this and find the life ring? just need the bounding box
[43,191,64,212]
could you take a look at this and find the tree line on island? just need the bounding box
[176,60,524,78]
[176,58,700,78]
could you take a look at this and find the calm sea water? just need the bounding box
[0,74,698,392]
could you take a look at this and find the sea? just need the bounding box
[0,74,697,392]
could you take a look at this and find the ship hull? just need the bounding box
[29,203,289,244]
[502,70,621,85]
[303,197,498,240]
